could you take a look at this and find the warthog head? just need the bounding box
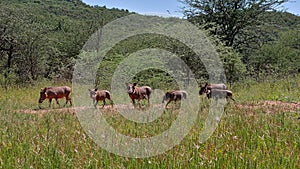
[162,91,172,104]
[39,88,47,103]
[199,83,208,95]
[88,88,97,99]
[126,83,137,95]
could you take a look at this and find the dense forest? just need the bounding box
[0,0,131,85]
[0,0,299,87]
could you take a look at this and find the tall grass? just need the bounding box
[232,74,300,102]
[0,80,72,110]
[0,77,299,168]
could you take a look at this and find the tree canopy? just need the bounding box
[182,0,288,47]
[0,0,131,85]
[181,0,300,80]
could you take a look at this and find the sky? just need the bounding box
[81,0,187,17]
[81,0,300,18]
[282,0,300,15]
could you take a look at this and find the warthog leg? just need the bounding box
[147,96,150,106]
[102,100,106,108]
[165,100,172,108]
[131,99,136,107]
[147,95,151,106]
[93,100,98,108]
[48,99,52,107]
[228,96,235,101]
[55,98,60,107]
[109,99,114,108]
[65,97,72,106]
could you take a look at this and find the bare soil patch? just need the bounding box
[13,103,164,115]
[12,101,299,116]
[235,101,300,114]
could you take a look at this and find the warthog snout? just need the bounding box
[38,99,44,104]
[38,89,47,104]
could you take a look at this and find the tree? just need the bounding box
[236,11,300,64]
[0,0,131,85]
[249,25,300,78]
[0,6,51,83]
[0,6,25,85]
[181,0,288,47]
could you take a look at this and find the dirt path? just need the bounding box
[11,101,300,115]
[235,101,300,114]
[13,104,164,115]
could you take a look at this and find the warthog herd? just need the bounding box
[38,83,235,109]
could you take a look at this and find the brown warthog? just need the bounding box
[38,86,72,108]
[199,83,227,95]
[88,89,114,108]
[207,89,235,101]
[126,83,152,108]
[162,90,187,108]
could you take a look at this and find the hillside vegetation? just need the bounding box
[0,0,130,85]
[0,0,299,87]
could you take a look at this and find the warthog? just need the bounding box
[126,83,152,108]
[162,90,187,108]
[88,89,114,108]
[199,83,227,95]
[38,86,72,108]
[207,89,235,101]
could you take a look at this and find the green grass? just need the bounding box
[232,74,300,103]
[0,81,73,110]
[0,77,299,168]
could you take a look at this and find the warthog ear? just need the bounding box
[88,89,92,92]
[94,88,98,91]
[41,87,47,92]
[125,82,128,86]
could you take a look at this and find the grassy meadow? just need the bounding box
[0,76,299,168]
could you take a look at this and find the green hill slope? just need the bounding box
[0,0,131,84]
